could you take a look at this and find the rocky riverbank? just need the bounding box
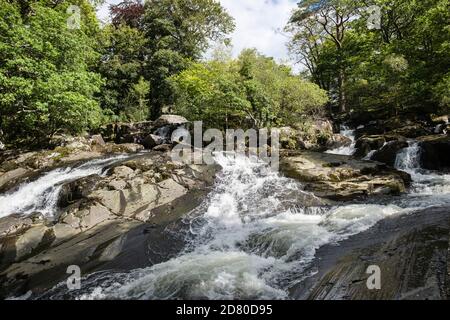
[291,205,450,300]
[1,114,450,300]
[0,151,219,298]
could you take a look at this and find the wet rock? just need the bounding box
[0,168,30,192]
[142,134,164,149]
[371,140,409,166]
[418,135,450,170]
[354,136,386,158]
[326,134,352,150]
[280,151,411,201]
[292,206,450,300]
[58,175,101,208]
[0,151,218,298]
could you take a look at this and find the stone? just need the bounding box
[15,225,48,260]
[113,165,135,179]
[153,144,172,152]
[0,167,30,191]
[0,215,33,236]
[142,134,164,149]
[417,135,450,170]
[371,140,409,166]
[354,136,386,158]
[91,134,105,146]
[153,115,188,128]
[108,179,127,191]
[280,151,410,201]
[89,190,123,214]
[80,204,113,230]
[105,143,144,154]
[52,224,79,245]
[98,235,126,262]
[326,134,352,149]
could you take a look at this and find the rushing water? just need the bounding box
[326,125,356,156]
[0,155,130,218]
[39,147,447,300]
[4,141,450,300]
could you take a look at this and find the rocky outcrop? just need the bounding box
[354,135,406,160]
[326,134,352,150]
[94,115,189,145]
[370,140,408,167]
[153,115,188,128]
[0,137,144,193]
[291,206,450,300]
[141,134,164,150]
[418,135,450,171]
[0,151,219,298]
[280,151,411,201]
[354,136,387,158]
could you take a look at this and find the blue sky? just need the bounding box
[97,0,299,65]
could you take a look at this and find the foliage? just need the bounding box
[0,0,104,147]
[171,49,328,129]
[287,0,450,120]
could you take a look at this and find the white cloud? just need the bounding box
[96,0,298,66]
[219,0,297,62]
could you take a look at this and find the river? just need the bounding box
[3,139,443,300]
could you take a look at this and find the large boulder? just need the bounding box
[354,136,386,158]
[142,134,164,149]
[326,134,352,150]
[418,135,450,171]
[280,151,411,201]
[371,140,409,167]
[153,115,188,129]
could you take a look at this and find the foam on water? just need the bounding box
[41,153,425,300]
[0,155,129,218]
[326,125,356,156]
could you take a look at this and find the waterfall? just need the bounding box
[326,125,356,156]
[0,155,130,219]
[395,141,421,172]
[40,153,409,300]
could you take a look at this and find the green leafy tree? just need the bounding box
[142,0,235,118]
[0,0,104,147]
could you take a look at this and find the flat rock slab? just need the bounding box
[280,150,411,201]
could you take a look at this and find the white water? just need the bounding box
[41,153,424,300]
[326,125,356,156]
[13,141,450,300]
[0,155,129,218]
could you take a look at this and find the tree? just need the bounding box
[142,0,235,118]
[97,23,148,120]
[0,0,104,147]
[171,49,328,129]
[288,0,360,113]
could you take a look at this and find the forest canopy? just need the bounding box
[0,0,448,148]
